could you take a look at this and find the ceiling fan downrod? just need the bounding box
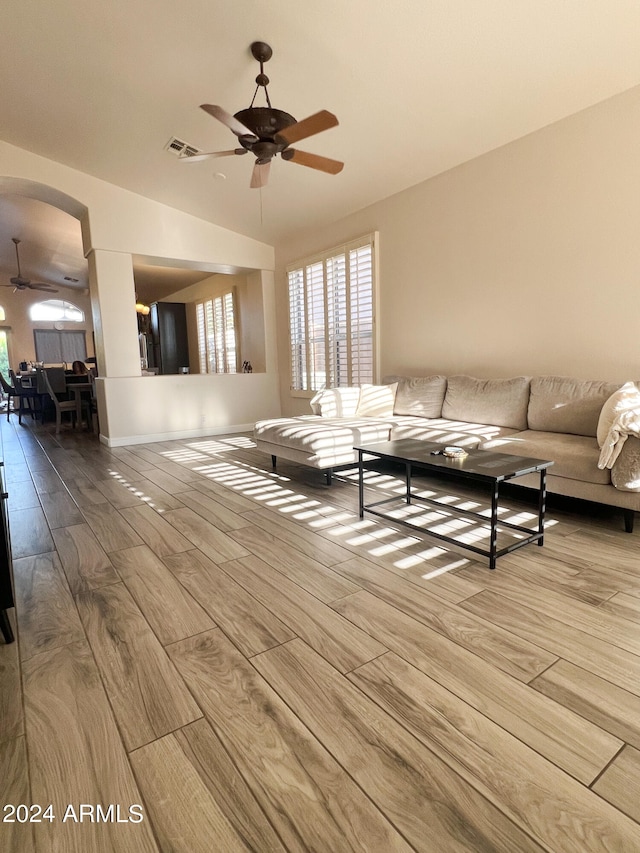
[249,41,273,109]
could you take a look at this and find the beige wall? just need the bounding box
[275,85,640,415]
[0,288,94,369]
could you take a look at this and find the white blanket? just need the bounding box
[598,408,640,469]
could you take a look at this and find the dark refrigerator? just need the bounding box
[149,302,190,375]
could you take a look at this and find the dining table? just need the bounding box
[14,371,93,430]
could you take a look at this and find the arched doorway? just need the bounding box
[0,192,94,376]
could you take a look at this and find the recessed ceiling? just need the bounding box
[0,196,87,293]
[2,0,640,256]
[133,263,215,304]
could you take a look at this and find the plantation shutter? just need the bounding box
[223,292,237,372]
[349,244,373,385]
[288,269,307,390]
[287,233,375,392]
[196,303,207,373]
[213,298,224,373]
[306,262,326,390]
[204,300,216,372]
[326,251,348,387]
[195,289,238,374]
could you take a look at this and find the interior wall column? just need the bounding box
[87,248,139,377]
[258,269,278,373]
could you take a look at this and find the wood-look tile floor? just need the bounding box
[2,417,640,851]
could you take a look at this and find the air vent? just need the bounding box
[165,137,201,158]
[64,276,79,282]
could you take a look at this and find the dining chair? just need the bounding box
[34,368,54,425]
[9,370,36,424]
[0,372,17,421]
[41,368,78,434]
[44,366,68,395]
[86,371,99,433]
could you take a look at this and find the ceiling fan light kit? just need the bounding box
[183,42,343,188]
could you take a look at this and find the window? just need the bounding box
[0,330,10,381]
[0,308,9,383]
[34,330,87,364]
[29,299,84,323]
[287,233,375,392]
[196,291,237,373]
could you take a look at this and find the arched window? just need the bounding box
[29,299,84,323]
[0,306,5,322]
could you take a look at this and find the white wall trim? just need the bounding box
[98,423,256,447]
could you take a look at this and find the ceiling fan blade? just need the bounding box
[277,110,339,145]
[28,284,59,292]
[200,105,257,140]
[282,149,344,175]
[179,148,247,163]
[250,161,271,189]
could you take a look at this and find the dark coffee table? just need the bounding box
[354,439,554,570]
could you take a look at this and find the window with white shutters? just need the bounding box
[287,234,376,392]
[195,290,238,373]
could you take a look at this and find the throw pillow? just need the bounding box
[386,375,448,418]
[313,387,362,417]
[356,383,398,418]
[442,375,531,430]
[597,382,640,448]
[309,390,324,414]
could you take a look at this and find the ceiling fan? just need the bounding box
[2,238,59,293]
[182,41,344,188]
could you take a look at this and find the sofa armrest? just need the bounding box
[611,436,640,491]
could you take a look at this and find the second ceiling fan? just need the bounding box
[183,42,344,188]
[1,238,59,293]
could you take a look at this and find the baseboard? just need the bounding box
[99,423,255,447]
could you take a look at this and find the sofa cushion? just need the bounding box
[441,375,530,430]
[528,376,622,437]
[254,416,392,467]
[389,417,520,448]
[310,387,362,417]
[384,375,447,418]
[480,430,610,485]
[355,383,397,417]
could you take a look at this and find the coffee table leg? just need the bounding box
[489,482,499,570]
[538,469,547,546]
[358,450,364,519]
[406,462,411,505]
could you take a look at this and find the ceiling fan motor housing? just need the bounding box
[234,107,296,154]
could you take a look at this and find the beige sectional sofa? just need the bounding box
[254,374,640,531]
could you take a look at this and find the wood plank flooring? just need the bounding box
[2,417,640,851]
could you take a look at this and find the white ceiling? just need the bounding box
[2,0,640,301]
